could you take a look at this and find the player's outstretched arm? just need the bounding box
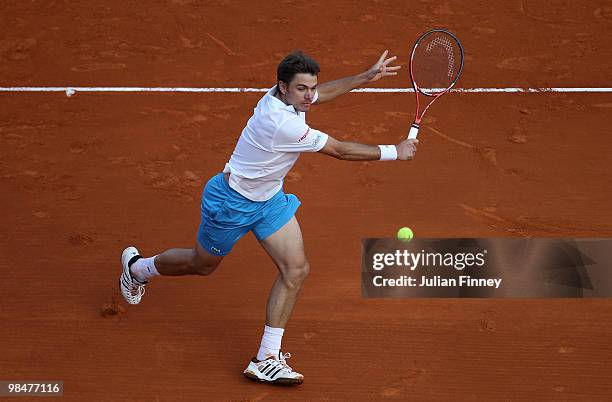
[315,50,401,104]
[318,136,418,161]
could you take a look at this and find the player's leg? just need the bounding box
[243,195,305,384]
[243,218,308,385]
[259,216,309,329]
[119,242,224,305]
[129,241,223,279]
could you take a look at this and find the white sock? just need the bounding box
[130,256,160,282]
[256,325,284,361]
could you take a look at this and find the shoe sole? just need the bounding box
[242,371,303,385]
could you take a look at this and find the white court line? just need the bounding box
[0,87,611,93]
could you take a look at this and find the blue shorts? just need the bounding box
[197,173,301,256]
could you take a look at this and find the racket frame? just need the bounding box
[408,29,464,139]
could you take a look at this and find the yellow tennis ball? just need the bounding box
[397,227,414,242]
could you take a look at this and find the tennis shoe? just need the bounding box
[119,246,147,305]
[243,352,304,385]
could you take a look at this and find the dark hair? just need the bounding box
[277,51,320,85]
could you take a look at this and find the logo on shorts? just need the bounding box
[298,128,311,143]
[211,247,221,254]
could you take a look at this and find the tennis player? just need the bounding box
[119,50,418,385]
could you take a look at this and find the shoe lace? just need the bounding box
[135,284,146,297]
[130,278,146,297]
[279,352,293,372]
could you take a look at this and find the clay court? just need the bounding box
[1,0,611,400]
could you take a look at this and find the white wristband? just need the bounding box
[378,145,398,161]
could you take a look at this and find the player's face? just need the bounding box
[281,73,318,112]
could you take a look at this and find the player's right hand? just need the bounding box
[397,139,418,160]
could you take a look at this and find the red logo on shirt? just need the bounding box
[298,128,311,143]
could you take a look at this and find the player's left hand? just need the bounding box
[365,50,401,82]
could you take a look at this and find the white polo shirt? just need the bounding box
[223,86,329,201]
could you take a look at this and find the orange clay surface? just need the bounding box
[1,1,611,400]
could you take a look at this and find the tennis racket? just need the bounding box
[407,29,464,139]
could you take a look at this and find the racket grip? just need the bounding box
[407,123,420,140]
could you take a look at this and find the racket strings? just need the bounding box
[411,32,463,95]
[425,37,455,78]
